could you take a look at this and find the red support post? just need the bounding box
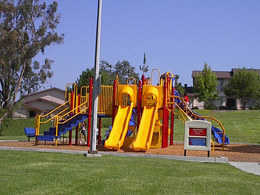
[137,80,142,131]
[87,78,93,147]
[162,79,167,148]
[141,74,145,85]
[69,91,74,146]
[165,109,169,148]
[70,91,74,115]
[78,94,81,113]
[112,80,117,125]
[69,130,72,146]
[170,86,175,145]
[75,126,79,145]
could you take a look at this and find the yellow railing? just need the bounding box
[35,83,115,146]
[35,100,70,136]
[98,85,114,115]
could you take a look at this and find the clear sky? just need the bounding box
[37,0,260,90]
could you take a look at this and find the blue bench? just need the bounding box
[24,127,35,141]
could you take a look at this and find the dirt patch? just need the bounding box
[1,140,259,162]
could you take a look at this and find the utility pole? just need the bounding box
[89,0,102,154]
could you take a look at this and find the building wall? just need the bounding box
[14,105,42,118]
[14,88,65,118]
[26,99,59,113]
[192,99,205,109]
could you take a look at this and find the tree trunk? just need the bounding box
[0,60,27,129]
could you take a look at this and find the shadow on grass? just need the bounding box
[214,144,260,154]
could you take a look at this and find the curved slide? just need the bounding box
[104,86,135,149]
[132,86,159,151]
[174,90,230,145]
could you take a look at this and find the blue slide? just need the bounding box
[174,90,230,145]
[212,126,230,145]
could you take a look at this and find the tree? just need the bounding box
[222,67,260,110]
[75,60,140,88]
[114,60,139,84]
[0,0,64,123]
[76,66,112,92]
[139,52,148,76]
[99,60,115,85]
[174,74,184,96]
[193,63,218,103]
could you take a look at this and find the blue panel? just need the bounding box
[189,138,206,146]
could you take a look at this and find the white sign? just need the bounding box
[184,120,212,155]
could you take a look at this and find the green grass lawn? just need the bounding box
[1,150,260,195]
[172,110,260,144]
[1,111,260,194]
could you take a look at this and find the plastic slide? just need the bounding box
[104,103,133,149]
[104,85,136,149]
[212,126,230,145]
[174,90,230,145]
[132,86,160,151]
[132,103,158,150]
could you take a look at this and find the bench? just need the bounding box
[24,127,35,141]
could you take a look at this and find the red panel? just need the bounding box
[189,128,207,136]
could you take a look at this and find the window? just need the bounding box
[29,111,36,118]
[217,79,224,91]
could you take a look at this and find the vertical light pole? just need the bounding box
[89,0,102,154]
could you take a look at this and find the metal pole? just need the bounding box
[89,0,102,153]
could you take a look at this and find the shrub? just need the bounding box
[205,104,216,110]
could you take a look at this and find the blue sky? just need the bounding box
[37,0,260,90]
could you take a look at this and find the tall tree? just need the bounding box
[193,63,218,103]
[222,67,260,110]
[76,66,112,92]
[114,60,139,84]
[0,0,64,123]
[99,60,115,85]
[75,60,140,88]
[139,52,148,76]
[174,74,184,96]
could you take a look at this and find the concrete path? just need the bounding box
[229,162,260,176]
[0,146,259,176]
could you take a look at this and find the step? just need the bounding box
[37,135,55,141]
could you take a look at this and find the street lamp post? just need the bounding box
[89,0,102,154]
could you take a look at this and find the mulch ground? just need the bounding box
[1,140,260,162]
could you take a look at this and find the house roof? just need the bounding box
[39,95,65,105]
[192,70,231,79]
[27,87,65,97]
[192,68,260,79]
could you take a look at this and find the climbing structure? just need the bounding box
[34,69,229,150]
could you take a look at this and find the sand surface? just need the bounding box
[1,140,260,162]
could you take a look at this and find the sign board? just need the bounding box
[184,120,211,154]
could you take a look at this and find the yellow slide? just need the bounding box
[132,86,160,151]
[132,103,158,150]
[104,85,135,149]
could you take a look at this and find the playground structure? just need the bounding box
[33,69,229,150]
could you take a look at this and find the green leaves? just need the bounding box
[76,60,140,91]
[193,63,218,103]
[222,68,260,109]
[0,0,63,114]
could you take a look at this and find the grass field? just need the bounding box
[169,109,260,144]
[1,110,260,144]
[1,110,260,194]
[1,150,260,195]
